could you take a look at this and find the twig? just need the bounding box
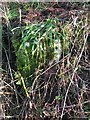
[60,31,88,120]
[4,48,19,106]
[32,53,70,91]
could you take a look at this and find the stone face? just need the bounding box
[54,39,62,63]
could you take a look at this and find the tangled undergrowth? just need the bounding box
[1,2,90,120]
